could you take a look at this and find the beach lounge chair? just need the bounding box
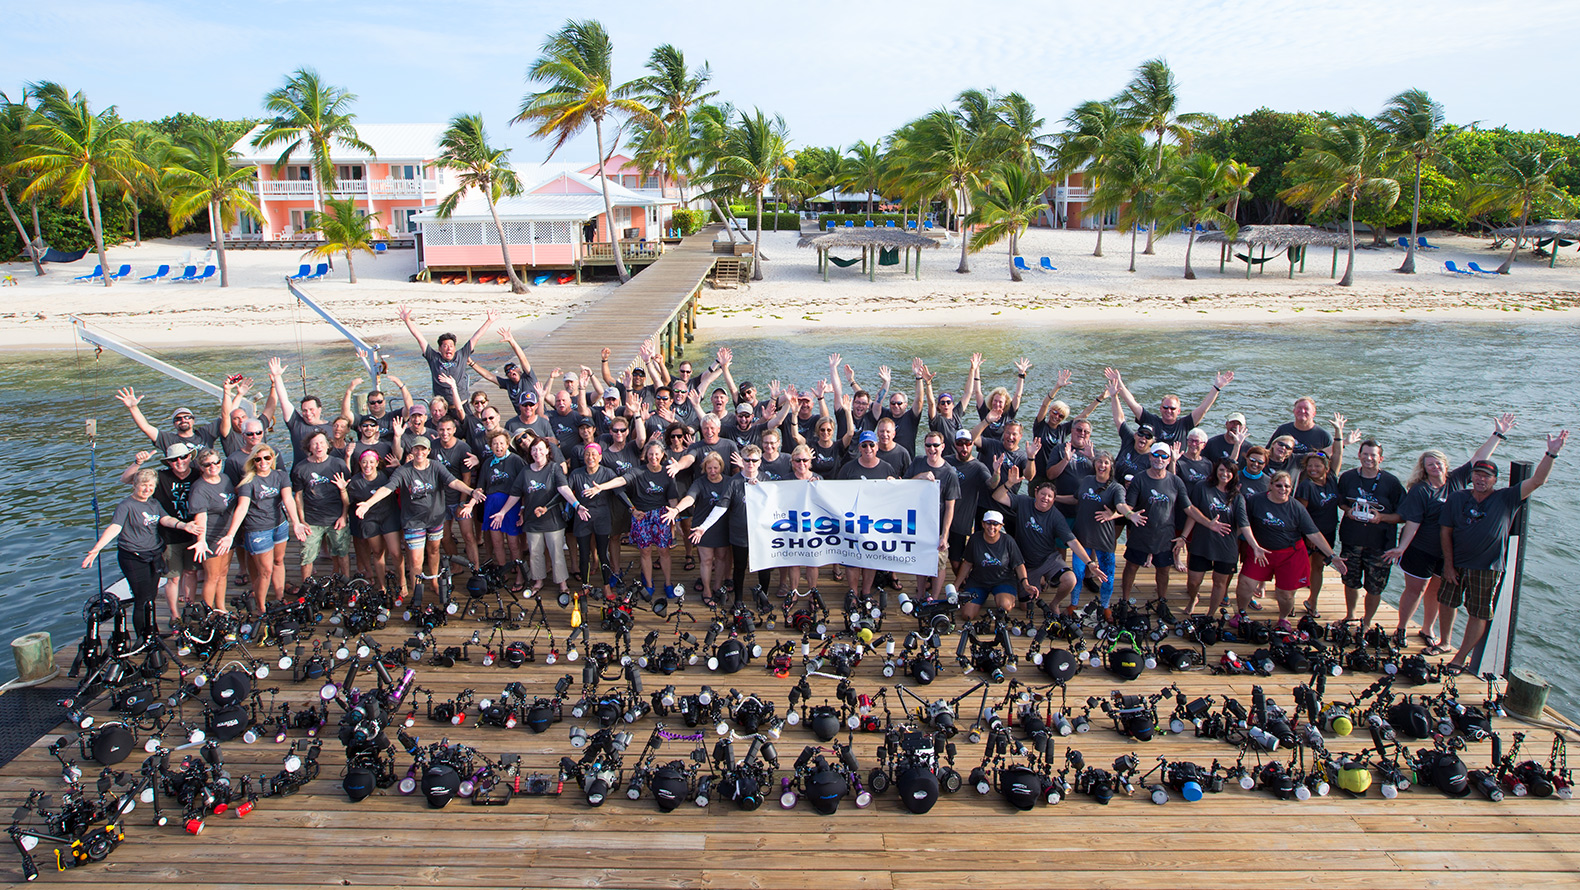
[73,265,104,282]
[1039,257,1057,272]
[1418,236,1441,250]
[182,265,217,283]
[106,264,133,281]
[864,220,875,228]
[1442,260,1474,276]
[1014,256,1033,273]
[169,265,198,282]
[886,220,896,228]
[301,263,329,281]
[1397,236,1410,250]
[1468,262,1502,276]
[373,242,388,256]
[923,221,934,230]
[906,221,917,230]
[137,265,170,282]
[287,263,312,281]
[844,220,854,228]
[826,221,836,231]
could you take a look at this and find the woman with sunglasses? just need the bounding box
[478,429,527,586]
[342,447,402,600]
[781,445,823,596]
[1181,457,1244,616]
[185,448,236,613]
[490,435,577,597]
[594,438,681,599]
[82,469,199,639]
[691,446,770,609]
[1236,471,1347,631]
[1294,413,1357,617]
[661,422,698,571]
[666,451,732,607]
[1238,446,1272,497]
[217,445,308,614]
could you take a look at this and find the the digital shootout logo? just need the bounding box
[746,480,939,574]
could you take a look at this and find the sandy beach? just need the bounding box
[3,225,1578,352]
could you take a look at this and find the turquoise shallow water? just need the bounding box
[2,318,1576,715]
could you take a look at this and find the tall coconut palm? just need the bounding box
[1279,117,1398,286]
[1116,58,1209,254]
[703,109,800,280]
[1376,89,1446,274]
[517,19,653,285]
[16,82,149,288]
[1467,150,1570,274]
[252,68,375,219]
[1088,131,1155,273]
[685,101,755,245]
[119,124,170,246]
[902,108,996,273]
[1053,100,1124,256]
[163,129,263,288]
[631,44,715,202]
[843,140,885,216]
[1159,152,1242,279]
[434,113,528,294]
[0,91,44,275]
[1221,159,1258,224]
[305,198,385,284]
[970,164,1049,281]
[995,92,1054,168]
[795,145,844,212]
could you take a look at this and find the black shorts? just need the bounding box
[1125,546,1176,568]
[1187,553,1237,576]
[948,531,969,564]
[1398,547,1443,580]
[357,514,400,540]
[1340,544,1392,596]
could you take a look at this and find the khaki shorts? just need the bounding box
[164,541,198,577]
[302,523,352,564]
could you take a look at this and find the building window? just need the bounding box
[393,209,418,233]
[336,165,364,181]
[642,175,661,189]
[289,209,316,232]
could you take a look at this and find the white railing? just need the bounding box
[369,179,439,198]
[258,178,438,199]
[1054,187,1092,201]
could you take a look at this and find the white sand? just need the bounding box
[3,226,1577,352]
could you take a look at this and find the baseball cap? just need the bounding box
[1472,460,1498,478]
[519,391,538,404]
[1136,424,1156,438]
[736,403,755,416]
[162,442,197,462]
[632,368,646,377]
[503,362,518,372]
[563,372,577,382]
[1150,443,1172,456]
[171,407,195,420]
[407,402,427,415]
[409,436,432,450]
[954,430,973,442]
[1226,413,1247,426]
[577,416,595,428]
[982,510,1004,525]
[603,387,619,399]
[357,414,379,427]
[858,430,878,445]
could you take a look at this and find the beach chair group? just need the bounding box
[1013,256,1058,273]
[287,263,331,282]
[1443,260,1501,276]
[1399,235,1442,251]
[73,263,216,283]
[823,219,936,231]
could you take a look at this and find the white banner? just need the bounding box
[745,479,941,573]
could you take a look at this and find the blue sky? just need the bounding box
[7,0,1578,170]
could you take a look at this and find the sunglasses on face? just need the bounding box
[792,458,810,463]
[244,430,263,436]
[367,398,384,404]
[200,460,220,468]
[744,457,761,463]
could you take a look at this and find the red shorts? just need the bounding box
[1240,542,1310,591]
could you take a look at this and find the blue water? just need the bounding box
[2,319,1576,715]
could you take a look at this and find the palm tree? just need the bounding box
[1159,153,1242,279]
[119,124,170,247]
[305,198,385,284]
[1088,131,1155,273]
[1053,100,1124,256]
[16,82,149,288]
[517,19,653,285]
[252,68,375,219]
[704,109,800,280]
[902,108,996,273]
[1220,159,1258,224]
[1467,150,1570,274]
[842,140,887,217]
[1376,89,1447,274]
[995,92,1054,168]
[163,129,263,288]
[1116,58,1210,254]
[434,113,528,294]
[1279,117,1398,286]
[794,145,844,212]
[0,91,44,275]
[631,44,716,202]
[970,164,1049,281]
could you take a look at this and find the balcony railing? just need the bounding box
[581,240,665,262]
[1053,187,1092,201]
[258,178,439,199]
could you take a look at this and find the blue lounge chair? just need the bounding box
[1468,262,1502,276]
[1397,236,1410,250]
[864,220,875,228]
[301,263,329,281]
[1419,236,1441,250]
[73,265,104,282]
[182,265,217,283]
[906,221,917,230]
[923,220,934,230]
[137,265,171,282]
[844,220,854,228]
[1039,257,1057,272]
[169,265,197,282]
[826,221,836,231]
[373,242,388,256]
[886,220,896,228]
[286,263,312,281]
[1443,260,1474,276]
[1014,256,1033,272]
[106,264,133,281]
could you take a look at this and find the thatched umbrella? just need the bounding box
[1198,225,1353,279]
[1491,220,1580,267]
[797,229,942,281]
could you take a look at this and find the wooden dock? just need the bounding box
[523,226,725,374]
[4,562,1578,889]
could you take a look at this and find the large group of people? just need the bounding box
[85,308,1569,675]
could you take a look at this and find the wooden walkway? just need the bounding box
[524,227,724,374]
[4,563,1578,889]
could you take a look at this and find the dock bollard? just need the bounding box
[11,632,55,683]
[1505,669,1550,720]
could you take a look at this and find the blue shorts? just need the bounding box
[243,521,289,555]
[403,524,445,550]
[485,492,521,536]
[964,582,1019,605]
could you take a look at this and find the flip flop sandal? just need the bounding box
[1416,630,1439,647]
[1247,600,1264,610]
[1424,644,1451,657]
[1301,603,1321,619]
[684,555,697,571]
[1442,663,1465,675]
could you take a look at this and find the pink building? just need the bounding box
[412,170,677,277]
[227,123,454,240]
[578,153,689,200]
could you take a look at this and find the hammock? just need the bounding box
[1234,247,1287,266]
[40,244,90,264]
[827,254,862,268]
[878,247,899,266]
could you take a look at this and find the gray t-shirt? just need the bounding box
[186,476,236,546]
[111,496,167,553]
[1074,475,1126,553]
[1441,486,1524,571]
[383,461,457,528]
[291,456,349,527]
[1187,482,1245,565]
[235,468,291,534]
[1125,472,1190,553]
[423,343,474,397]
